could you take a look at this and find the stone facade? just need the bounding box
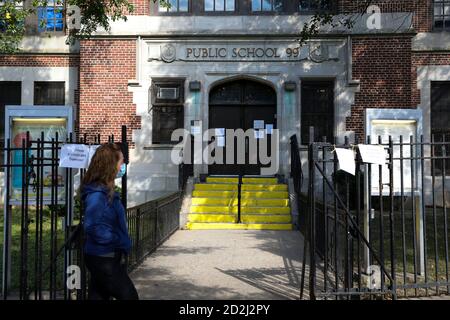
[0,0,449,206]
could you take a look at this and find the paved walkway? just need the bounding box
[130,230,450,300]
[131,230,304,300]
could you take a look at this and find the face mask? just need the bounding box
[116,163,126,179]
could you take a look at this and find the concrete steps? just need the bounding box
[190,205,238,214]
[192,190,236,197]
[240,206,291,214]
[242,177,278,184]
[241,184,288,191]
[240,177,292,229]
[240,198,289,207]
[188,177,239,225]
[206,177,239,184]
[241,191,289,199]
[191,198,239,206]
[186,176,292,230]
[185,222,293,231]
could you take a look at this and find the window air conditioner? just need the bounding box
[157,87,179,100]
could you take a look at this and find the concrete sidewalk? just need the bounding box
[130,230,304,300]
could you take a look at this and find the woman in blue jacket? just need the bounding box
[81,143,138,300]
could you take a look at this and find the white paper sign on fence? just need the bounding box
[59,144,90,169]
[335,148,356,175]
[358,144,386,165]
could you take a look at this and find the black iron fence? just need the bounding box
[292,128,450,300]
[127,192,182,272]
[0,126,130,300]
[290,135,307,232]
[1,125,188,300]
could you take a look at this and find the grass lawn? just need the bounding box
[317,199,450,297]
[0,206,70,296]
[360,206,450,296]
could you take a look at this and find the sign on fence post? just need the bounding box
[365,108,425,276]
[59,144,90,169]
[59,144,99,169]
[335,148,356,175]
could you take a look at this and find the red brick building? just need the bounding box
[1,0,449,205]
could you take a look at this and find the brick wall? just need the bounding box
[0,54,79,67]
[339,0,415,13]
[414,0,433,32]
[338,0,433,33]
[79,40,140,146]
[128,0,150,15]
[346,36,413,139]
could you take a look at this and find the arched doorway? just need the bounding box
[209,79,277,176]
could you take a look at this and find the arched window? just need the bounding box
[209,80,276,106]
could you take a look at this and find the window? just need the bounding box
[205,0,235,12]
[431,82,450,175]
[0,82,22,166]
[34,82,65,105]
[434,0,450,30]
[301,81,334,144]
[37,0,64,32]
[159,0,189,13]
[251,0,282,12]
[299,0,333,12]
[151,79,185,144]
[152,106,184,144]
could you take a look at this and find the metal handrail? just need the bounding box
[227,190,238,207]
[227,190,239,221]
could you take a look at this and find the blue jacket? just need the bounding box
[81,183,132,256]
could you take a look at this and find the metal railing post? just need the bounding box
[388,136,397,299]
[308,126,316,300]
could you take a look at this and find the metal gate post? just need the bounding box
[363,163,371,274]
[2,137,12,298]
[417,135,425,275]
[308,127,316,300]
[363,136,372,277]
[2,208,12,298]
[416,192,425,275]
[388,137,397,299]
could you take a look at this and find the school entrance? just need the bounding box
[208,79,277,176]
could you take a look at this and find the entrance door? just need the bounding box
[209,80,276,176]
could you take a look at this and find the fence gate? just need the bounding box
[292,130,450,300]
[1,126,128,300]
